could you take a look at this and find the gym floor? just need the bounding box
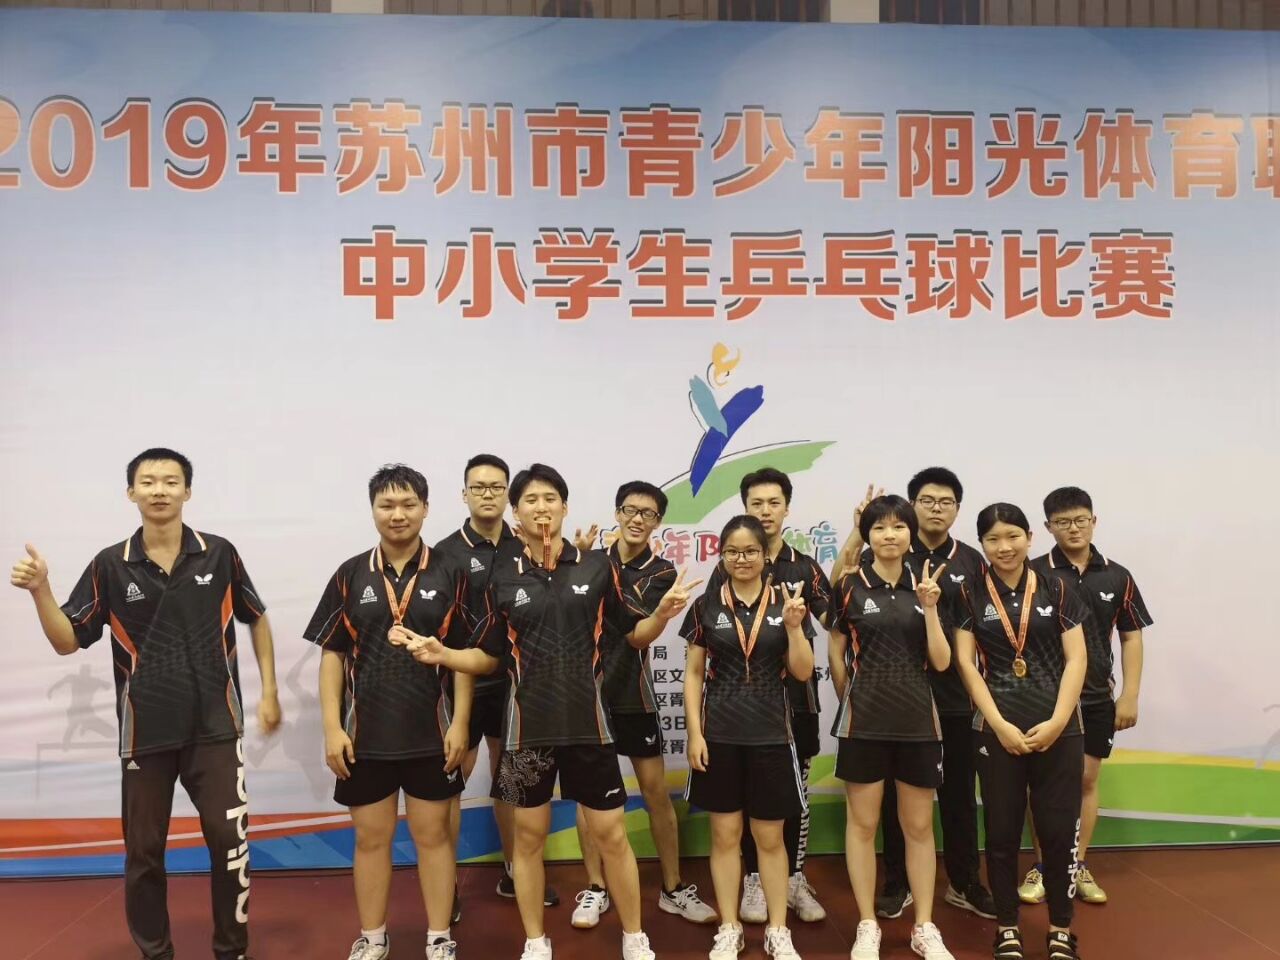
[6,847,1278,959]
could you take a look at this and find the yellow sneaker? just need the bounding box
[1074,864,1108,904]
[1017,865,1045,904]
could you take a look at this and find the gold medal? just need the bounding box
[985,569,1036,681]
[1012,656,1028,678]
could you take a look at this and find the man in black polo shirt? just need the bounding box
[1022,486,1153,908]
[9,447,281,960]
[569,481,717,929]
[397,463,699,960]
[306,463,470,960]
[835,468,996,922]
[433,453,560,908]
[710,467,832,925]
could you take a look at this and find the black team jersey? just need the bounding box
[830,557,941,742]
[473,542,645,750]
[303,542,464,760]
[707,544,831,715]
[910,536,986,717]
[61,526,266,759]
[680,583,796,747]
[434,520,524,693]
[1031,545,1153,705]
[957,567,1087,735]
[600,541,677,715]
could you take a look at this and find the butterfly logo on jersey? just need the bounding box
[1037,605,1054,616]
[359,585,378,604]
[949,574,966,583]
[983,603,1000,621]
[419,589,437,600]
[126,582,146,603]
[863,598,880,614]
[470,557,484,572]
[1099,591,1115,602]
[193,573,213,586]
[715,612,732,629]
[766,615,783,626]
[572,584,590,595]
[785,581,804,594]
[514,588,531,607]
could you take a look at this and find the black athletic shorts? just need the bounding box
[468,682,509,749]
[791,710,821,761]
[611,712,663,759]
[334,754,465,807]
[491,744,627,810]
[835,738,944,789]
[685,741,806,821]
[1081,699,1117,760]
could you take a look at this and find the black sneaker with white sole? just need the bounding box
[873,886,912,919]
[496,869,560,906]
[944,881,998,920]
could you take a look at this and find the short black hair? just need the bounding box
[908,466,963,504]
[368,464,429,505]
[1043,486,1093,519]
[976,502,1031,539]
[464,453,510,484]
[739,467,792,506]
[509,463,569,506]
[127,448,193,487]
[615,481,668,517]
[859,495,920,543]
[719,514,769,554]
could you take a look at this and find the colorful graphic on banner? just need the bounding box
[1,11,1278,877]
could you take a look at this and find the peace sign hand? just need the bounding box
[916,560,946,609]
[781,583,808,628]
[853,484,885,526]
[656,567,703,621]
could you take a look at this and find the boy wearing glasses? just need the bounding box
[570,482,717,929]
[1021,487,1153,907]
[435,454,561,908]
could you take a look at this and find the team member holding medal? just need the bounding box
[681,515,815,960]
[952,504,1088,960]
[828,496,958,960]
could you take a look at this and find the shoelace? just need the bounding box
[576,888,607,909]
[1026,868,1043,883]
[855,921,881,946]
[624,932,653,958]
[917,923,944,945]
[1077,867,1095,883]
[674,883,702,903]
[713,926,742,951]
[767,928,797,956]
[426,940,457,960]
[793,875,819,900]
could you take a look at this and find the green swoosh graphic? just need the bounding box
[661,441,835,524]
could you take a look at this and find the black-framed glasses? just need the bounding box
[915,496,957,510]
[722,548,763,562]
[468,484,507,497]
[618,505,660,522]
[1051,516,1094,531]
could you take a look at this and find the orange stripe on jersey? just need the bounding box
[508,623,522,681]
[71,559,102,628]
[108,613,138,667]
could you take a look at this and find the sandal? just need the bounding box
[993,927,1024,960]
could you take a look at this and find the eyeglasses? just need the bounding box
[915,496,957,510]
[618,505,660,522]
[722,548,763,562]
[1051,516,1094,531]
[468,484,507,497]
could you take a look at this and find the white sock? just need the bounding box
[361,925,387,946]
[525,935,550,949]
[622,930,648,943]
[505,860,514,876]
[428,927,451,943]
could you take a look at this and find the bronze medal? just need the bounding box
[1012,656,1028,678]
[984,569,1036,681]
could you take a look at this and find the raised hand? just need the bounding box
[853,484,885,527]
[916,560,947,608]
[781,583,808,628]
[10,543,49,592]
[656,567,704,621]
[573,524,600,552]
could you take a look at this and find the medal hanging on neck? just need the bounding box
[720,581,769,681]
[984,568,1035,679]
[380,544,430,629]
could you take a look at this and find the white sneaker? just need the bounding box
[348,935,391,960]
[571,886,610,929]
[659,883,718,924]
[910,922,955,960]
[850,920,881,960]
[427,938,458,960]
[520,936,553,960]
[764,925,802,960]
[740,873,767,924]
[621,931,655,960]
[709,922,745,960]
[787,873,826,923]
